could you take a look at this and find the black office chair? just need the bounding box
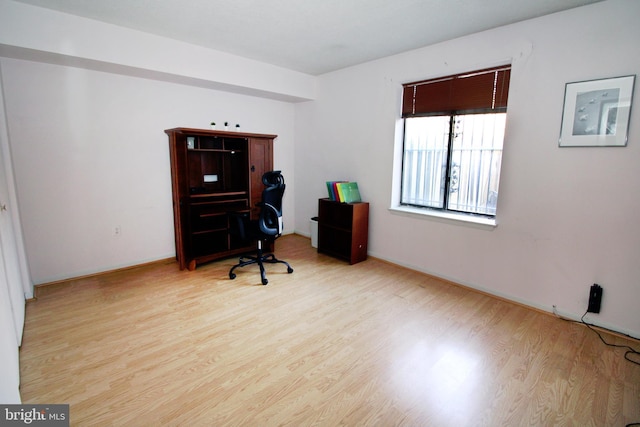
[229,171,293,285]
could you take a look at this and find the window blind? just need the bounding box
[402,65,511,117]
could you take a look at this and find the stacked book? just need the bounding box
[326,181,362,203]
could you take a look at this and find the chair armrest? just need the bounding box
[258,203,283,236]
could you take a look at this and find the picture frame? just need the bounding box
[559,75,635,147]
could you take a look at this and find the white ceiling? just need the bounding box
[13,0,603,75]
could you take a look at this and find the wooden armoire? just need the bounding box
[165,127,274,270]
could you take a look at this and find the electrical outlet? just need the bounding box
[114,226,121,237]
[587,284,602,313]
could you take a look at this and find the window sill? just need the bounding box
[389,205,497,229]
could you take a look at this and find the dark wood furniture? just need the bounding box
[165,127,274,270]
[317,198,369,264]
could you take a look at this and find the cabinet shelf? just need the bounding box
[191,197,248,205]
[199,212,227,217]
[189,192,248,201]
[189,149,245,153]
[319,223,351,234]
[192,228,227,235]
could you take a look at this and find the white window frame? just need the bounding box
[390,116,500,229]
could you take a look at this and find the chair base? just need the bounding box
[229,242,293,285]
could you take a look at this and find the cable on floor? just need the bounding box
[554,309,640,426]
[578,310,640,367]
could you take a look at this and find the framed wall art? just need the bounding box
[559,75,635,147]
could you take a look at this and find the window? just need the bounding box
[401,65,511,218]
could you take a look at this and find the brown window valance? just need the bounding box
[402,65,511,117]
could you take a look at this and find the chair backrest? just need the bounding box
[259,171,285,236]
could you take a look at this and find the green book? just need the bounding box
[340,182,361,203]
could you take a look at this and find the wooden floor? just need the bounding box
[20,234,640,426]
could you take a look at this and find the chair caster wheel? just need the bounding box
[229,273,236,280]
[287,267,294,274]
[262,279,268,285]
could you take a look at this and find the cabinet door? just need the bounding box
[248,138,273,219]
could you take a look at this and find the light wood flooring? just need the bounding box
[19,234,640,426]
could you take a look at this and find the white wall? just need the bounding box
[0,0,303,285]
[294,0,640,337]
[1,58,296,284]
